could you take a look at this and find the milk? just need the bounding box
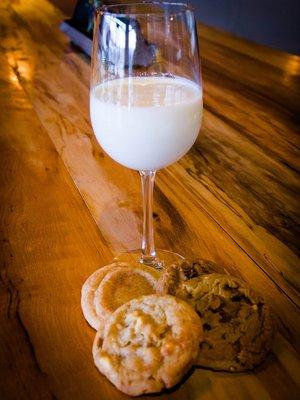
[90,76,202,171]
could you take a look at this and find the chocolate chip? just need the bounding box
[220,310,232,323]
[203,323,211,331]
[232,294,251,304]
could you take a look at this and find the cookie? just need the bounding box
[81,262,124,330]
[93,294,202,396]
[180,274,275,371]
[94,266,159,322]
[157,258,227,295]
[81,262,160,330]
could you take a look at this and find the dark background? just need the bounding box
[54,0,300,55]
[187,0,300,55]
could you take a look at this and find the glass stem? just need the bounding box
[140,170,156,265]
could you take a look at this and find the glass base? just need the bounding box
[113,249,184,270]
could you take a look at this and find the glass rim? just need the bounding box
[96,2,194,18]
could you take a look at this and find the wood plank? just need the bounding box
[199,30,300,115]
[198,23,300,73]
[0,51,115,399]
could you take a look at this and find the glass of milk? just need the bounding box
[90,2,203,268]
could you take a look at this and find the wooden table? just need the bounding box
[0,1,299,399]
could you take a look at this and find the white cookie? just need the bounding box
[93,294,202,396]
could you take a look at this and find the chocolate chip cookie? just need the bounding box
[181,274,275,371]
[157,258,227,296]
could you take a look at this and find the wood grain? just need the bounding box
[0,0,300,399]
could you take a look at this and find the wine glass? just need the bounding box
[90,1,203,269]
